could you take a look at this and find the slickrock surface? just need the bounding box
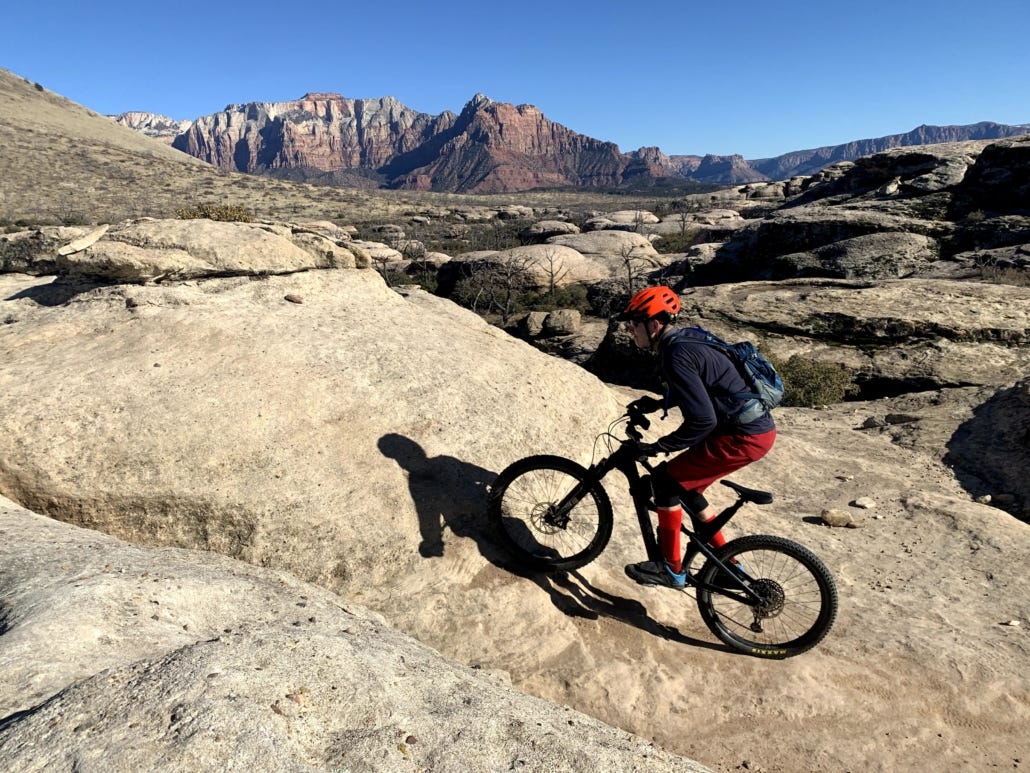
[0,498,703,772]
[2,256,1028,772]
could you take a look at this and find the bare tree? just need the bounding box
[676,211,690,236]
[537,247,569,302]
[371,254,394,286]
[618,242,650,295]
[633,209,647,234]
[452,252,539,324]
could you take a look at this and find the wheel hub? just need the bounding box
[531,502,570,533]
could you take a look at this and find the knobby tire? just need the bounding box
[696,534,838,658]
[487,455,613,572]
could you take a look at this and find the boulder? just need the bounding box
[55,219,362,282]
[352,239,404,262]
[55,224,110,255]
[675,278,1030,394]
[696,137,1030,283]
[742,181,787,199]
[602,210,660,225]
[546,230,661,261]
[518,310,547,337]
[701,208,953,282]
[0,497,701,772]
[370,223,406,238]
[295,220,355,241]
[951,136,1030,215]
[520,220,581,241]
[772,232,940,278]
[494,205,535,220]
[0,267,622,593]
[543,308,581,336]
[421,251,453,267]
[441,243,608,290]
[393,238,427,258]
[583,216,629,232]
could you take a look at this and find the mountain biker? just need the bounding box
[618,285,777,588]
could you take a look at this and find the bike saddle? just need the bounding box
[721,479,774,505]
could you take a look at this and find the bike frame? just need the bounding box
[555,437,762,603]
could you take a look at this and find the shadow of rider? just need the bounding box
[377,432,719,650]
[377,432,500,560]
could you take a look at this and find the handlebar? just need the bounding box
[624,396,662,442]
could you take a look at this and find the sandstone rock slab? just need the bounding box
[57,219,360,282]
[0,498,702,772]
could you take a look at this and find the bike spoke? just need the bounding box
[496,467,602,560]
[700,538,836,655]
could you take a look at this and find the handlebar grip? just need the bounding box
[626,407,650,431]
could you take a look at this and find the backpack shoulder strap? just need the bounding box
[666,326,726,348]
[665,327,761,401]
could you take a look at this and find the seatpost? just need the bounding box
[694,496,746,545]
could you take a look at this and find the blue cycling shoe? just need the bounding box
[625,560,687,589]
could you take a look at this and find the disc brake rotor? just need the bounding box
[530,502,569,533]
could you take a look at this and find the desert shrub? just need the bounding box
[771,354,857,407]
[981,266,1030,287]
[175,202,254,222]
[450,263,536,323]
[524,283,590,312]
[392,270,438,294]
[653,231,699,254]
[378,268,437,292]
[0,236,34,261]
[438,219,528,253]
[586,281,630,319]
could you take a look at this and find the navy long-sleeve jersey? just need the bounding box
[655,328,776,451]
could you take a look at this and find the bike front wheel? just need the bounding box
[487,455,613,572]
[696,534,838,658]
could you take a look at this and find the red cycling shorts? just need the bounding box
[666,429,776,494]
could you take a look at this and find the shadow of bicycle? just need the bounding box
[377,432,720,650]
[520,567,723,651]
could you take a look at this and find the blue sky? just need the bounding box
[4,0,1028,159]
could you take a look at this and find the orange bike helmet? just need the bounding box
[617,285,681,321]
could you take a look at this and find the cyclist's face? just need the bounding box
[625,319,655,349]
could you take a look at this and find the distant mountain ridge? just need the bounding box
[113,94,1029,193]
[748,122,1030,180]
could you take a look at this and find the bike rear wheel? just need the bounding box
[696,534,837,658]
[487,455,613,572]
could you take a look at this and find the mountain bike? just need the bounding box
[487,398,838,658]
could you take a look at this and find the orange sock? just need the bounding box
[657,505,684,572]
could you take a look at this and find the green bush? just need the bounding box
[653,231,699,254]
[772,354,857,407]
[175,202,254,222]
[525,283,590,312]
